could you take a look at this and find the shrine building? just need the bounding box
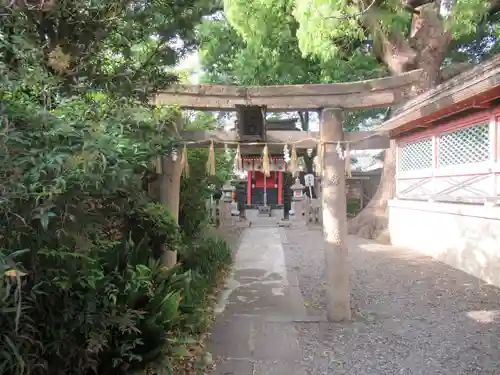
[241,155,286,206]
[380,54,500,287]
[233,118,301,208]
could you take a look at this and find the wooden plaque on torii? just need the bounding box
[236,105,267,142]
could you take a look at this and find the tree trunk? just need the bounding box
[348,3,451,243]
[159,155,182,267]
[298,111,309,131]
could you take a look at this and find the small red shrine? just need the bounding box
[241,156,287,206]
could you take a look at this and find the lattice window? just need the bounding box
[399,138,433,172]
[437,124,490,167]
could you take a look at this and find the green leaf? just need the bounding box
[170,346,192,358]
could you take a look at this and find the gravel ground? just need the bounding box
[282,226,500,375]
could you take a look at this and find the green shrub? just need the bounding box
[0,250,29,375]
[128,202,185,259]
[347,199,361,216]
[0,61,233,375]
[180,235,232,305]
[0,239,202,375]
[178,117,234,239]
[141,203,183,247]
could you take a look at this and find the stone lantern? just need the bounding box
[220,183,235,227]
[221,183,235,202]
[290,177,305,217]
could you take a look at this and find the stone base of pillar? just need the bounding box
[277,220,292,227]
[307,198,322,225]
[303,197,322,225]
[295,198,304,219]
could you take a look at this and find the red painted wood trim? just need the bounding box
[492,106,500,117]
[247,171,252,205]
[242,156,285,161]
[390,86,500,138]
[254,171,276,188]
[278,171,283,204]
[495,114,500,163]
[395,105,500,184]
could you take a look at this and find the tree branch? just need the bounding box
[405,0,500,17]
[488,0,500,16]
[361,8,417,74]
[297,111,309,131]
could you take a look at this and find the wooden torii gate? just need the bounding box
[150,71,423,322]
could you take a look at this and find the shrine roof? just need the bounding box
[379,54,500,137]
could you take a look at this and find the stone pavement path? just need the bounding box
[209,223,500,375]
[209,226,309,375]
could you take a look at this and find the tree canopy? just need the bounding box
[199,13,386,87]
[223,0,499,73]
[200,1,498,135]
[1,0,219,99]
[198,12,388,131]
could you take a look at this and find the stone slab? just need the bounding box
[211,360,309,375]
[254,361,309,375]
[251,321,302,361]
[210,317,303,361]
[210,316,254,358]
[208,225,308,374]
[211,359,254,375]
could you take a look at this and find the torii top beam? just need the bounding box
[150,65,470,111]
[150,70,425,111]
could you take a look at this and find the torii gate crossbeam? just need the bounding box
[150,70,424,110]
[150,64,470,111]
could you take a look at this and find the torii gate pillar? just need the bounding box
[320,108,351,321]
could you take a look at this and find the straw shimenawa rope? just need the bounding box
[205,140,216,175]
[290,144,298,175]
[181,125,387,148]
[344,143,352,177]
[181,144,190,178]
[234,144,243,171]
[179,126,388,177]
[314,141,323,176]
[262,144,270,177]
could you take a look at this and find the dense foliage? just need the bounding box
[223,0,499,67]
[0,1,235,374]
[1,0,219,99]
[199,12,386,131]
[209,0,499,131]
[179,112,234,237]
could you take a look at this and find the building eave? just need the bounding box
[379,54,500,138]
